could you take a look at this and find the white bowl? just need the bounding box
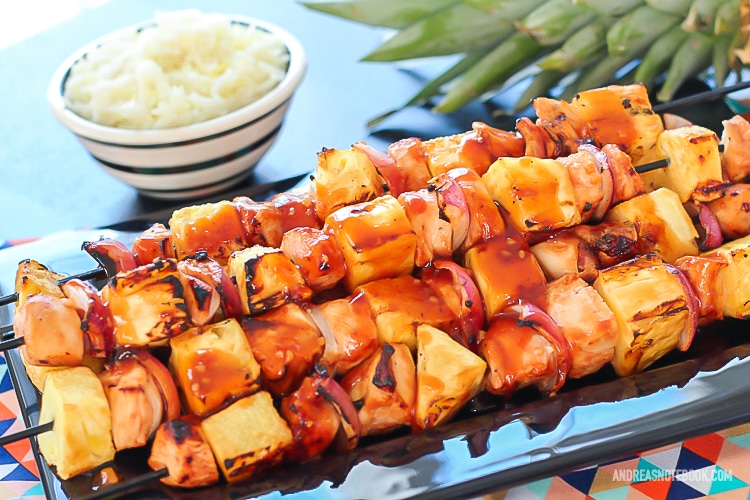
[47,14,306,201]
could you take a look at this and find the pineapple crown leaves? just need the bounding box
[300,0,747,127]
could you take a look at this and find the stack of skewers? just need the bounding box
[4,82,750,497]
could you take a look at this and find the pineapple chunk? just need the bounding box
[592,255,692,376]
[313,147,385,221]
[169,201,247,265]
[640,125,723,203]
[482,156,580,232]
[201,391,293,483]
[415,324,486,429]
[169,318,261,416]
[226,246,312,316]
[605,188,699,263]
[38,366,116,480]
[703,234,750,319]
[569,83,664,165]
[14,259,64,307]
[324,195,417,291]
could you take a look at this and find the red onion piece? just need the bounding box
[698,204,723,251]
[579,144,615,222]
[665,264,700,352]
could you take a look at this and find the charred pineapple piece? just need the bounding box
[592,254,696,376]
[415,324,486,429]
[324,195,417,291]
[606,187,699,263]
[355,274,460,351]
[131,223,175,266]
[720,115,750,183]
[313,147,386,221]
[464,233,548,320]
[308,293,380,378]
[702,234,750,319]
[201,391,293,483]
[483,156,581,233]
[241,302,324,397]
[102,259,206,346]
[340,343,416,437]
[14,259,65,306]
[169,201,247,265]
[640,125,723,203]
[226,246,312,316]
[37,366,116,480]
[280,226,347,293]
[569,83,664,165]
[170,318,261,416]
[148,416,220,489]
[544,274,618,379]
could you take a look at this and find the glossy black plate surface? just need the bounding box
[2,228,750,500]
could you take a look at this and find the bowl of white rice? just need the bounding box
[47,10,306,200]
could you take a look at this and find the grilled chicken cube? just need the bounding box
[38,366,116,480]
[227,246,312,316]
[280,226,347,293]
[241,303,324,397]
[569,83,664,165]
[13,293,85,366]
[355,274,460,351]
[232,197,285,248]
[280,371,361,462]
[516,116,555,158]
[307,293,380,377]
[720,115,750,183]
[60,279,115,359]
[131,223,175,266]
[544,274,618,379]
[706,183,750,240]
[445,167,506,253]
[471,121,526,159]
[483,156,581,232]
[14,259,65,306]
[340,343,416,437]
[557,149,605,223]
[532,97,589,157]
[148,416,220,488]
[387,137,434,194]
[313,147,386,221]
[464,233,548,320]
[103,259,216,346]
[201,391,293,483]
[397,188,453,267]
[480,313,565,398]
[269,186,322,232]
[641,125,723,203]
[606,187,699,263]
[420,130,495,176]
[600,143,646,205]
[702,234,750,319]
[169,201,247,265]
[324,195,417,291]
[99,352,168,450]
[675,254,728,324]
[592,254,696,376]
[531,222,639,282]
[169,318,262,416]
[415,324,486,429]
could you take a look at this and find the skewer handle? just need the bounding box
[0,421,53,447]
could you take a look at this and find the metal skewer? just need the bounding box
[0,267,106,307]
[0,421,53,447]
[653,80,750,114]
[77,468,170,500]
